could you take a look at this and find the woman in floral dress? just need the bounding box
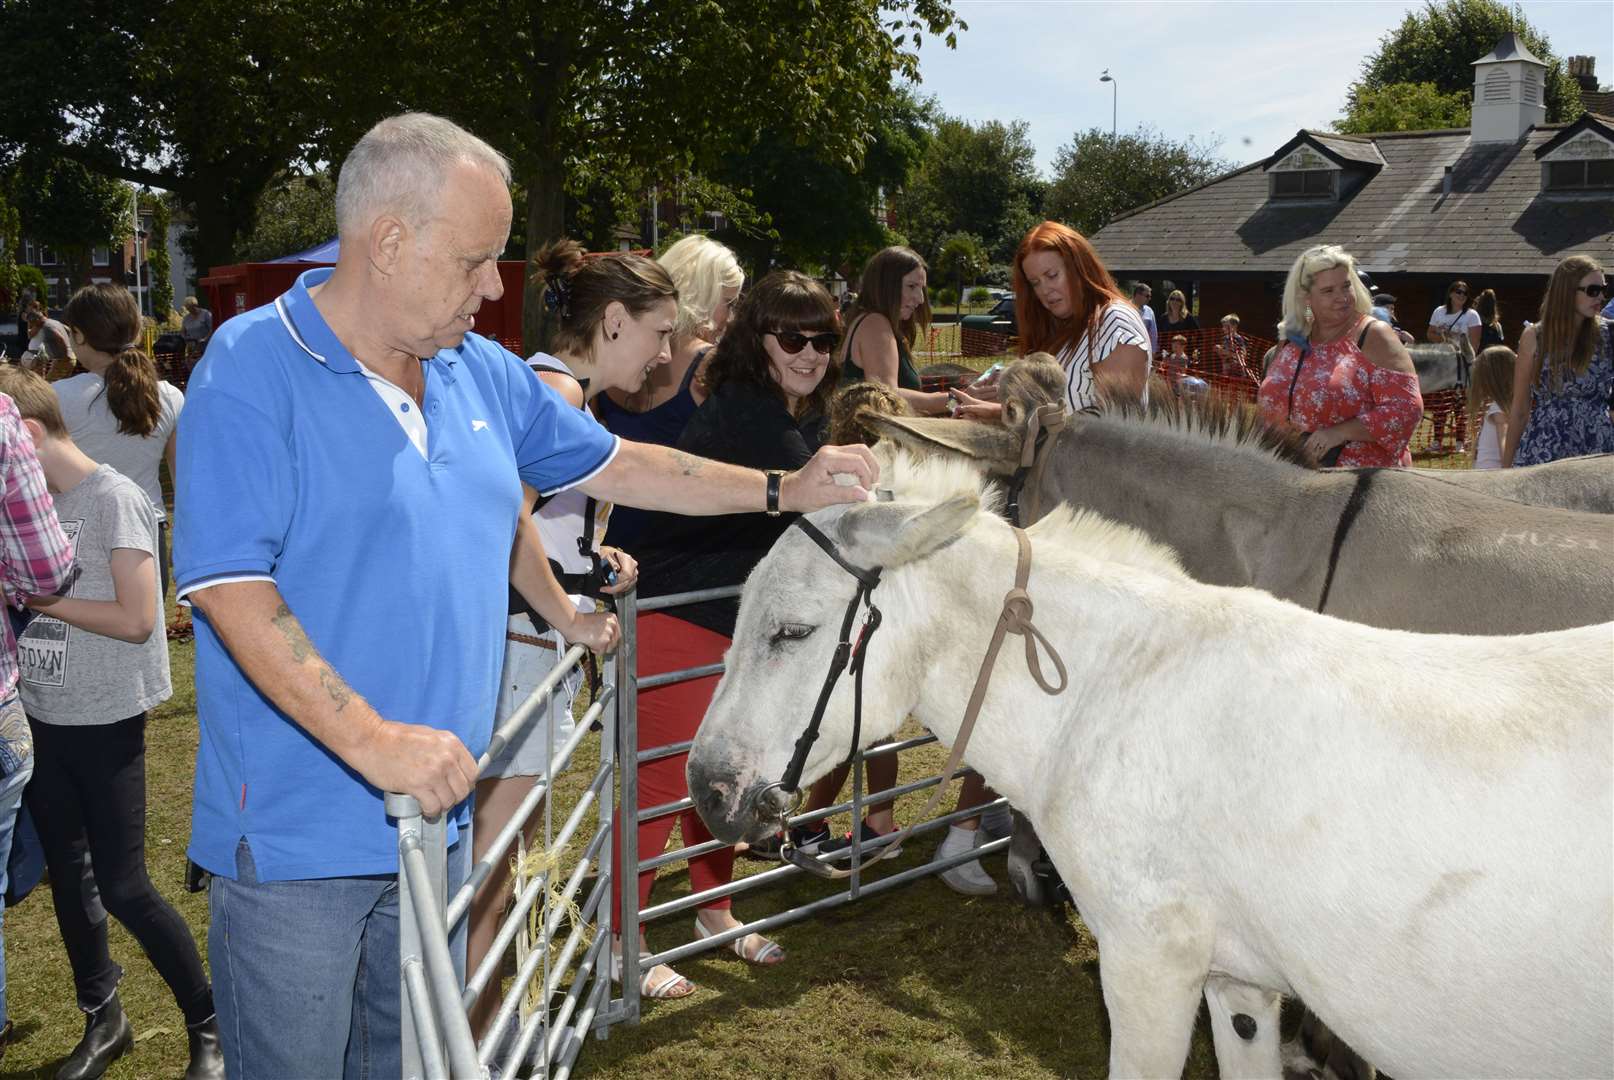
[1502,255,1613,467]
[1259,245,1422,467]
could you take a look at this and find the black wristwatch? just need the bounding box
[764,470,785,516]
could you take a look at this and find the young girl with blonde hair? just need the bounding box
[1467,346,1516,470]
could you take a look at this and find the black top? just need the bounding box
[632,379,825,637]
[840,312,922,390]
[1480,322,1505,349]
[1161,314,1200,335]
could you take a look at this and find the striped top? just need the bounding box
[0,395,76,703]
[1054,300,1151,412]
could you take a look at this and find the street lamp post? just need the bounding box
[1100,70,1117,137]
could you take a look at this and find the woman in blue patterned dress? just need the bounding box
[1503,255,1614,467]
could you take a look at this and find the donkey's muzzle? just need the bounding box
[687,758,776,845]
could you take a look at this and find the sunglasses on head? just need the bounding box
[770,330,840,355]
[1577,283,1607,299]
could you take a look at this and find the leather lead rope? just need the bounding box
[1006,403,1068,527]
[786,525,1066,880]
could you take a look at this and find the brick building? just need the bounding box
[1091,34,1614,347]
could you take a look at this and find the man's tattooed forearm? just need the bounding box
[319,666,353,712]
[271,602,314,662]
[669,449,705,477]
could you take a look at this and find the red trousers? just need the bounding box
[613,613,736,926]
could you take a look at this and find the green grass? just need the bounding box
[3,641,205,1079]
[0,642,1222,1078]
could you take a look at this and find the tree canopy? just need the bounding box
[1045,127,1226,238]
[0,0,387,279]
[6,153,132,293]
[234,173,338,265]
[1333,82,1473,135]
[1348,0,1584,126]
[393,0,963,347]
[893,116,1043,265]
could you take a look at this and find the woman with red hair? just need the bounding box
[952,221,1150,419]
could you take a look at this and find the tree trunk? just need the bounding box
[521,154,567,355]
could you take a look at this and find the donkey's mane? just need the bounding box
[878,448,1188,581]
[1093,384,1316,470]
[1003,358,1315,470]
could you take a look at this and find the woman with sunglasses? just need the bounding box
[1427,280,1483,353]
[615,271,840,999]
[1502,255,1614,467]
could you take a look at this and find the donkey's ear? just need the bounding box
[836,493,979,568]
[863,413,1021,475]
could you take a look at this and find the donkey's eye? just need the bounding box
[769,623,816,646]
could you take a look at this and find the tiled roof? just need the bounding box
[1091,120,1614,277]
[1579,91,1614,118]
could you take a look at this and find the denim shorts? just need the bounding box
[485,614,580,780]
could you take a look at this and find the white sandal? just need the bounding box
[693,917,786,965]
[609,948,696,1000]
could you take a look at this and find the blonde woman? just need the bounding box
[600,234,742,550]
[1502,255,1613,467]
[1257,244,1420,467]
[1160,289,1198,336]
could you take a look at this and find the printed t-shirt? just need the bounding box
[19,464,169,724]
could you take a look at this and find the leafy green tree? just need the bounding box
[1334,82,1473,134]
[234,173,339,264]
[7,153,132,294]
[0,190,18,306]
[1349,0,1583,124]
[148,195,174,321]
[405,0,964,348]
[935,230,987,319]
[710,88,936,275]
[893,116,1043,265]
[1046,127,1226,238]
[0,0,392,278]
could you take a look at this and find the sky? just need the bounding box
[912,0,1614,173]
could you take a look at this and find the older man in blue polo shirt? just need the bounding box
[174,113,875,1078]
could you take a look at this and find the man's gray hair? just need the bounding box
[335,112,511,238]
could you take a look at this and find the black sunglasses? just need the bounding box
[769,330,839,355]
[1577,283,1607,299]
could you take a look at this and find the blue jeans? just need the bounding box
[209,835,469,1079]
[0,757,32,1026]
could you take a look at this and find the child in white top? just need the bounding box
[1468,346,1516,470]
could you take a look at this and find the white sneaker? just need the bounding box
[932,825,997,896]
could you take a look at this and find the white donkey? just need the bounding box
[685,451,1614,1079]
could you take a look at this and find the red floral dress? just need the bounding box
[1258,318,1423,467]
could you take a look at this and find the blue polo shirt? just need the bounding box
[175,268,618,881]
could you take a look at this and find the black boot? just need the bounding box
[55,993,133,1080]
[184,1017,225,1080]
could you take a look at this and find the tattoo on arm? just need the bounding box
[272,602,314,662]
[669,450,705,478]
[272,602,353,711]
[319,666,354,712]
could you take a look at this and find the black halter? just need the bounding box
[773,515,884,796]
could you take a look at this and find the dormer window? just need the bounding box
[1536,120,1614,193]
[1272,170,1335,198]
[1263,137,1367,203]
[1547,159,1614,190]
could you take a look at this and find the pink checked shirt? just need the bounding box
[0,395,75,700]
[1258,317,1424,468]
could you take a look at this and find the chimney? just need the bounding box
[1566,56,1598,94]
[1442,165,1453,195]
[1470,32,1549,143]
